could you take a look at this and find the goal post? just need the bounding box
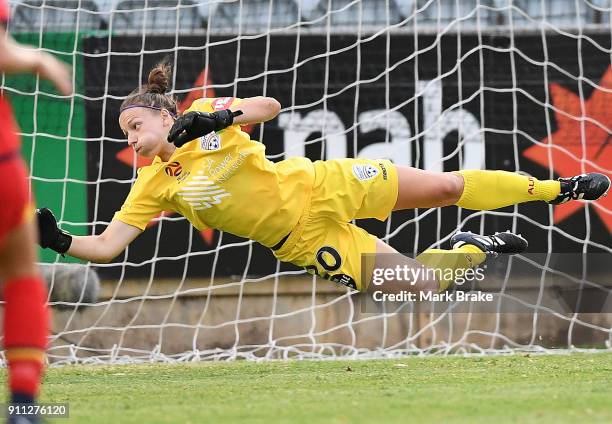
[2,0,611,363]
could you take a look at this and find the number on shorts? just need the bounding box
[316,246,342,272]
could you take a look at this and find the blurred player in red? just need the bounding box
[0,1,72,422]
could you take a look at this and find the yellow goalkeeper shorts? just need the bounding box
[272,158,398,291]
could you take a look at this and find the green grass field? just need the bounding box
[3,353,611,423]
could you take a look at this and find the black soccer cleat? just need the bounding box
[7,415,41,424]
[549,173,610,205]
[450,231,528,257]
[7,393,41,424]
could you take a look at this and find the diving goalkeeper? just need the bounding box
[37,62,610,293]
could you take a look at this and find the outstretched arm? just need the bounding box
[68,219,142,263]
[230,96,281,126]
[0,25,72,95]
[37,208,141,263]
[168,96,281,146]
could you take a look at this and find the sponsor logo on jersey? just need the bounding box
[205,151,249,183]
[177,173,231,210]
[165,161,182,177]
[527,176,535,194]
[212,97,234,110]
[352,164,379,181]
[330,274,357,290]
[378,162,388,180]
[200,132,221,151]
[177,170,191,183]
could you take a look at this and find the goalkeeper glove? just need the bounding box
[167,109,244,147]
[36,208,72,254]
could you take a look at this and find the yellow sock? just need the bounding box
[455,170,560,210]
[416,245,486,292]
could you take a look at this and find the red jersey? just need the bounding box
[0,0,32,244]
[0,0,21,156]
[0,0,7,25]
[0,97,20,155]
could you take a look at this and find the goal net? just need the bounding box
[3,0,611,364]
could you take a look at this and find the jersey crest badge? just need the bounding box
[352,164,379,181]
[200,132,221,151]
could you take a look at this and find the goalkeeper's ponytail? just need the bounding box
[120,60,178,116]
[147,62,171,94]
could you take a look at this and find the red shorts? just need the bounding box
[0,151,31,248]
[0,97,32,247]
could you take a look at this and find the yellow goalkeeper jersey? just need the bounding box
[113,97,315,247]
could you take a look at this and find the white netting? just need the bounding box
[2,0,611,364]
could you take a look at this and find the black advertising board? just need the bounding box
[82,33,612,279]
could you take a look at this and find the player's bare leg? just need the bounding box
[392,166,464,210]
[0,219,39,279]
